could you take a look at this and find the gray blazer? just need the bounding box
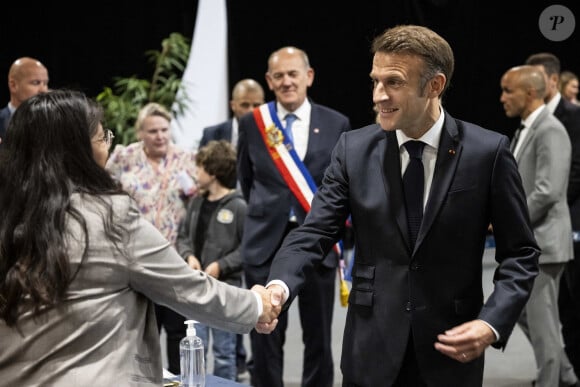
[514,106,573,263]
[0,194,259,386]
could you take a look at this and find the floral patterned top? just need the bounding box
[106,141,197,246]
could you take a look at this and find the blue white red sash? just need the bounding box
[253,102,342,256]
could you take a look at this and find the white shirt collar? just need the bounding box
[522,104,546,128]
[546,92,561,114]
[277,99,311,122]
[395,108,445,151]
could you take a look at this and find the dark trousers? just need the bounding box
[236,333,247,373]
[155,304,186,375]
[245,225,336,387]
[559,244,580,376]
[393,333,427,387]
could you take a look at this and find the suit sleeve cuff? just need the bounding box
[479,319,500,342]
[266,280,290,303]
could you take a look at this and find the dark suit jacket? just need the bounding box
[267,112,540,386]
[199,119,233,149]
[0,105,11,148]
[555,97,580,231]
[237,101,351,268]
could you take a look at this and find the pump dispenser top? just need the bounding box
[185,320,197,337]
[180,320,205,386]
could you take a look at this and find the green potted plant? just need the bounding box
[96,32,191,145]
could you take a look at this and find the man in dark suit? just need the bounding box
[526,52,580,378]
[199,78,264,149]
[0,57,49,147]
[263,25,540,386]
[237,46,351,387]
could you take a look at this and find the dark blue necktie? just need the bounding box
[403,141,426,250]
[285,113,297,142]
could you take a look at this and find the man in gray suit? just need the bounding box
[526,52,580,377]
[501,64,578,387]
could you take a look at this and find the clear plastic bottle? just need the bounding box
[180,320,205,387]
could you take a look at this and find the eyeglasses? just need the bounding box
[94,129,115,148]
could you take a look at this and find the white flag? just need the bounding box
[171,0,229,150]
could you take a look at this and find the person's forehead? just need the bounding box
[270,54,305,71]
[237,91,263,100]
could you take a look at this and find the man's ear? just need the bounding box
[428,73,447,98]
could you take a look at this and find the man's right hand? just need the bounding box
[251,285,281,334]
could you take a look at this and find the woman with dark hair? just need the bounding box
[0,90,279,386]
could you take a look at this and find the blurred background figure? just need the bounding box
[501,64,577,387]
[560,71,580,106]
[527,53,580,380]
[105,102,197,375]
[0,57,49,147]
[199,78,265,149]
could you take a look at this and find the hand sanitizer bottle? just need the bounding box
[180,320,205,387]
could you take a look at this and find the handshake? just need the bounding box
[251,284,285,334]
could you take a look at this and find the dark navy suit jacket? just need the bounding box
[237,102,351,268]
[0,106,11,148]
[199,119,233,149]
[268,112,540,386]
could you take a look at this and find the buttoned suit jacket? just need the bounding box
[199,119,233,149]
[267,111,540,386]
[0,105,11,148]
[237,101,351,268]
[513,107,573,263]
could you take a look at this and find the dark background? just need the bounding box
[1,0,578,138]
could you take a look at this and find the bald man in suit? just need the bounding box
[501,64,578,387]
[0,57,49,147]
[237,46,350,387]
[527,53,580,379]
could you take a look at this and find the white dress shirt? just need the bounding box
[395,109,444,209]
[277,100,311,160]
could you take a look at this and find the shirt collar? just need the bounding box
[396,108,445,150]
[545,92,561,114]
[522,104,546,128]
[277,99,311,122]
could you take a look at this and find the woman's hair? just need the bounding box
[559,70,578,94]
[134,102,172,132]
[0,89,127,327]
[196,140,237,189]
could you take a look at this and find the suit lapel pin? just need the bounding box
[448,149,456,155]
[313,128,320,134]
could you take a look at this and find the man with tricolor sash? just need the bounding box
[237,46,351,387]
